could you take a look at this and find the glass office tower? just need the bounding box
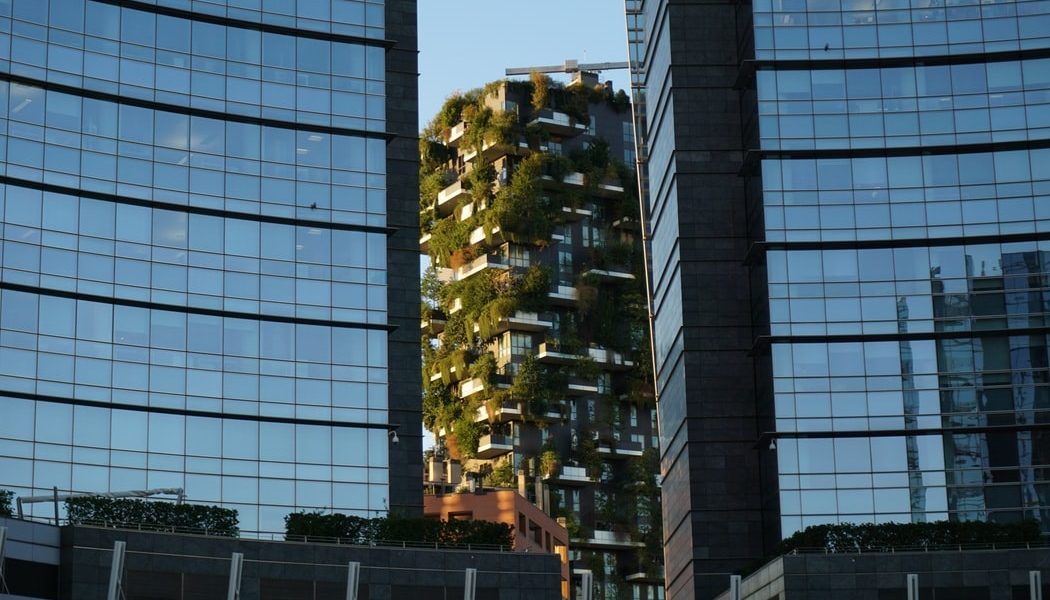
[634,0,1050,598]
[0,0,422,532]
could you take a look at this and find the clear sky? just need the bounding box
[417,1,631,131]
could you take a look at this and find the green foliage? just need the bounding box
[509,353,560,418]
[530,71,552,113]
[483,154,556,245]
[539,449,560,476]
[422,380,457,431]
[576,432,602,478]
[469,352,497,383]
[421,265,443,309]
[65,497,239,536]
[452,411,484,459]
[739,520,1049,576]
[285,512,514,549]
[626,449,664,572]
[464,162,496,204]
[0,489,12,517]
[428,217,472,265]
[487,458,516,488]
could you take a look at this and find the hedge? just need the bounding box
[285,512,514,549]
[776,520,1043,555]
[65,496,239,537]
[0,489,12,517]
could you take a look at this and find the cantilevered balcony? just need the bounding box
[598,438,645,459]
[572,529,645,550]
[450,253,510,282]
[612,216,640,231]
[541,171,586,189]
[546,464,593,486]
[467,224,504,248]
[445,121,468,147]
[419,232,431,253]
[547,284,578,306]
[476,434,513,459]
[420,309,446,335]
[560,206,592,222]
[581,267,635,282]
[565,377,599,395]
[474,311,553,336]
[535,342,581,366]
[586,346,636,370]
[528,109,587,136]
[475,399,523,423]
[459,377,488,398]
[435,180,471,217]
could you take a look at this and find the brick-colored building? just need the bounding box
[425,489,570,598]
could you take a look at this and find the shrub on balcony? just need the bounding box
[0,489,13,517]
[65,497,239,537]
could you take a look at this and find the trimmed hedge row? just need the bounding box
[285,511,515,549]
[65,496,239,537]
[776,520,1043,555]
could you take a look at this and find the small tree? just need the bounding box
[0,489,13,517]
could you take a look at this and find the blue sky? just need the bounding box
[417,1,631,130]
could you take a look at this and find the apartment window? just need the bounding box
[624,122,636,164]
[503,243,530,268]
[548,141,562,155]
[588,115,597,136]
[511,332,532,357]
[630,405,638,427]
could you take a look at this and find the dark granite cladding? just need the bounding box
[384,0,423,517]
[713,549,1050,600]
[60,526,561,600]
[644,0,769,598]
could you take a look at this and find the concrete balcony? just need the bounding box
[468,224,503,248]
[547,464,593,486]
[459,377,488,398]
[475,311,552,336]
[598,439,645,459]
[451,253,509,282]
[547,285,578,306]
[572,529,645,550]
[566,378,599,395]
[560,206,592,222]
[535,342,581,366]
[595,180,625,198]
[541,171,586,189]
[447,297,463,314]
[445,121,468,147]
[612,216,640,231]
[582,268,636,282]
[586,346,636,370]
[528,109,587,136]
[435,180,471,217]
[419,232,432,253]
[476,434,514,459]
[475,399,523,423]
[420,314,446,335]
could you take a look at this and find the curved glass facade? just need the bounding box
[755,0,1050,535]
[0,0,412,534]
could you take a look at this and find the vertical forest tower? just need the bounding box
[419,74,664,600]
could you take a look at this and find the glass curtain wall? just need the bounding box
[755,0,1050,534]
[0,0,394,534]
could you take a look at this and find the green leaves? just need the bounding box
[65,497,239,537]
[0,489,13,517]
[774,519,1042,556]
[285,512,515,549]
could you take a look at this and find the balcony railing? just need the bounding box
[476,434,513,459]
[528,109,587,136]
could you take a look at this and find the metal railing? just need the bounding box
[784,539,1050,555]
